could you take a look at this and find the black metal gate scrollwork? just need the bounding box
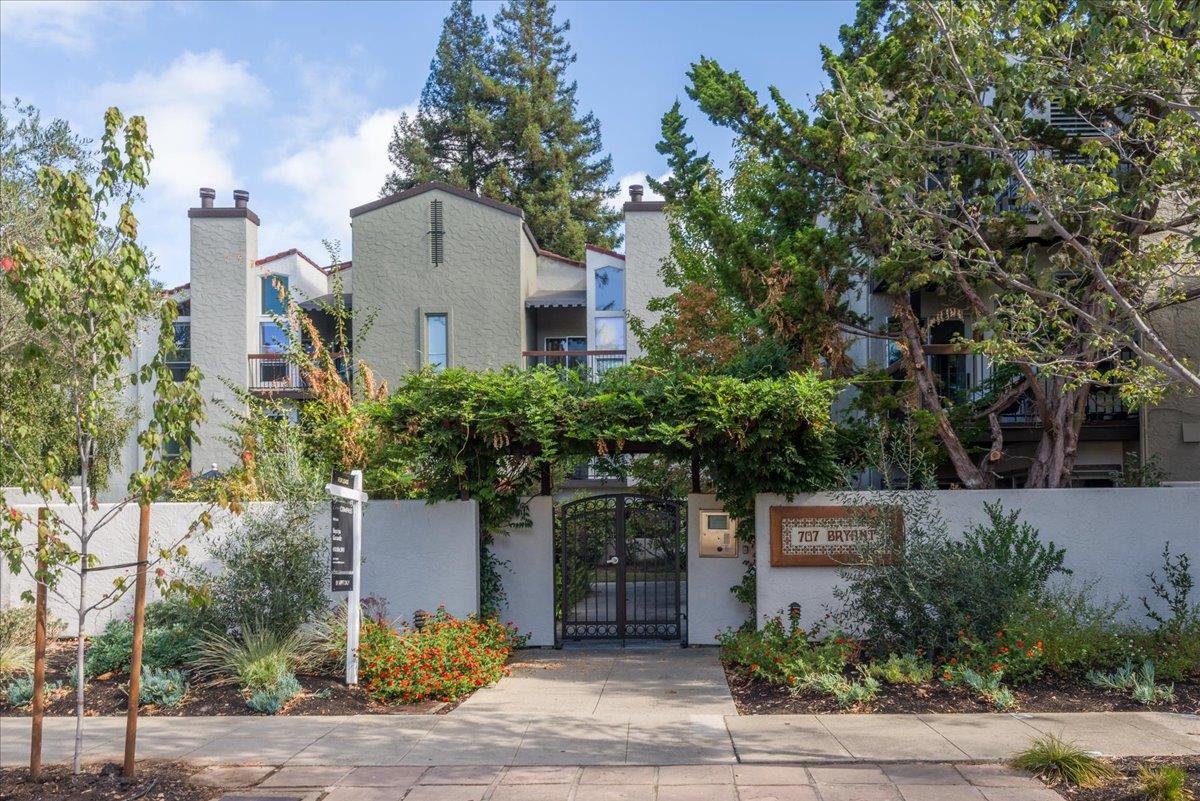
[556,494,685,645]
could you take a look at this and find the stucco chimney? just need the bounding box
[629,184,644,203]
[233,189,250,209]
[199,187,215,208]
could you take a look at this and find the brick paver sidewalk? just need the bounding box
[195,761,1062,800]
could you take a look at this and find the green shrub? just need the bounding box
[864,653,934,685]
[136,667,188,708]
[802,670,880,709]
[1087,660,1175,705]
[1012,735,1118,787]
[204,504,329,634]
[1009,582,1136,676]
[718,615,854,686]
[1139,764,1195,801]
[245,672,301,714]
[944,665,1017,710]
[84,618,197,676]
[834,498,1067,660]
[4,676,59,707]
[192,623,315,692]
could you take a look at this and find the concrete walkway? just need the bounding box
[3,709,1197,768]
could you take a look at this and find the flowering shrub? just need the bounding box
[944,626,1045,686]
[719,615,856,687]
[359,609,521,704]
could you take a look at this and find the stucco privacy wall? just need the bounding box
[1,499,480,635]
[755,488,1200,631]
[492,496,555,647]
[686,494,751,645]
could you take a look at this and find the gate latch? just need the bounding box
[606,556,619,565]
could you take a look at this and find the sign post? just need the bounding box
[327,469,368,685]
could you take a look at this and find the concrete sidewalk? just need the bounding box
[2,710,1197,768]
[184,761,1065,801]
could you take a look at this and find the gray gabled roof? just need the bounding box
[349,180,523,219]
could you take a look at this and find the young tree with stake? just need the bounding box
[0,107,211,774]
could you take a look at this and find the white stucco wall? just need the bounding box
[686,494,751,644]
[755,488,1200,631]
[535,255,586,293]
[2,499,480,635]
[492,496,555,646]
[623,209,670,360]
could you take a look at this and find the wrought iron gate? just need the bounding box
[556,494,685,644]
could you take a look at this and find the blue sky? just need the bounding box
[1,0,856,287]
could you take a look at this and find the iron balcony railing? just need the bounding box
[911,345,1133,424]
[247,352,350,395]
[524,349,627,378]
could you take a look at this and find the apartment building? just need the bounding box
[146,181,668,480]
[106,160,1194,494]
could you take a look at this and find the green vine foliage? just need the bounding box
[366,365,842,533]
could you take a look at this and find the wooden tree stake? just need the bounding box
[122,503,151,777]
[30,507,49,779]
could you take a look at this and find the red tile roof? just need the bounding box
[585,244,625,260]
[255,248,326,275]
[538,249,584,268]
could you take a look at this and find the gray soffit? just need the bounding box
[525,290,586,309]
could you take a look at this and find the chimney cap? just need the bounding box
[199,187,216,208]
[629,184,644,202]
[233,189,250,208]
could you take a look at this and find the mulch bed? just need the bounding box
[725,665,1200,715]
[0,761,221,801]
[0,639,444,717]
[1044,756,1200,800]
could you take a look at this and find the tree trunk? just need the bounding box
[1025,379,1090,488]
[893,297,992,489]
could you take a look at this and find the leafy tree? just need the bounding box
[0,108,208,772]
[654,0,1198,488]
[642,92,863,378]
[382,0,499,194]
[483,0,620,257]
[0,101,128,487]
[818,0,1200,487]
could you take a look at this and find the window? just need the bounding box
[163,437,188,468]
[425,313,448,369]
[546,336,587,369]
[175,298,190,316]
[259,322,289,383]
[261,274,288,315]
[260,322,289,353]
[594,317,625,350]
[167,321,191,382]
[594,266,624,311]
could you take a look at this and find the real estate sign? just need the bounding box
[330,470,355,591]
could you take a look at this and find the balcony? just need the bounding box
[523,350,627,377]
[248,353,350,398]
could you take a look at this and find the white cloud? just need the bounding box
[86,50,266,285]
[93,50,266,203]
[0,1,144,52]
[266,106,412,251]
[610,171,668,211]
